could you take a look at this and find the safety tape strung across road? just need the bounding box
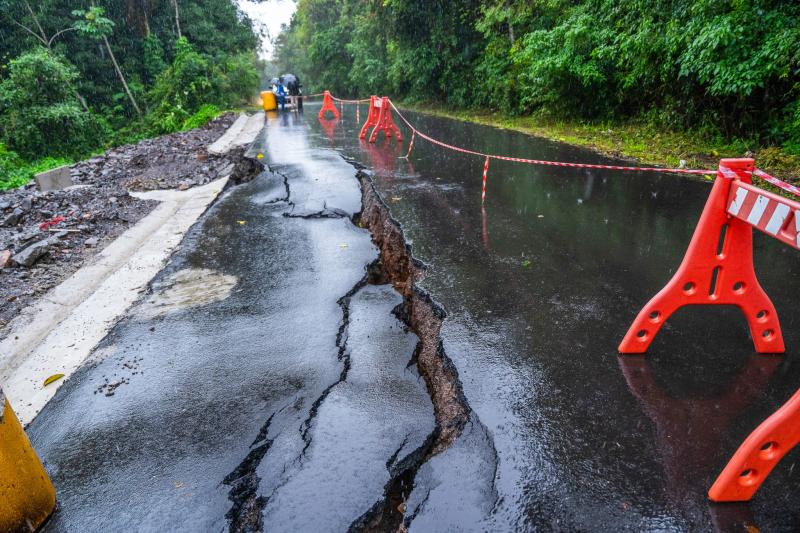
[304,92,370,104]
[308,91,800,198]
[386,99,716,176]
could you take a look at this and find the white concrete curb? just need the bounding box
[208,112,264,155]
[0,178,228,425]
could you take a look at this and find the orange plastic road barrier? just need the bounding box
[619,158,785,354]
[709,387,800,501]
[359,96,380,140]
[359,96,402,143]
[369,97,402,143]
[318,90,340,120]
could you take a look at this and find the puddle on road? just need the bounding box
[136,268,238,319]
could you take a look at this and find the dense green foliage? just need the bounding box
[0,48,105,160]
[0,0,261,186]
[275,0,800,153]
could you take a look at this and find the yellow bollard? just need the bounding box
[0,388,56,531]
[261,91,277,112]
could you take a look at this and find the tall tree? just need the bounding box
[73,6,143,117]
[172,0,182,38]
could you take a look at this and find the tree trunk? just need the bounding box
[172,0,182,38]
[102,34,143,117]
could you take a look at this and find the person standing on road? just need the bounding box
[275,81,287,112]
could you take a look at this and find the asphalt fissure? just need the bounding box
[355,171,470,448]
[348,170,471,531]
[223,412,277,533]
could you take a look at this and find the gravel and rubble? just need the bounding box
[0,113,243,334]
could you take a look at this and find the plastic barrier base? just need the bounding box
[318,90,340,120]
[619,158,785,354]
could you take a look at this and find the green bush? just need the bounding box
[147,38,257,134]
[0,49,105,160]
[147,37,216,133]
[181,104,221,130]
[218,52,259,107]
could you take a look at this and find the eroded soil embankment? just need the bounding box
[0,114,260,335]
[353,170,471,530]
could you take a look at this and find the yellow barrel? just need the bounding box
[261,91,277,112]
[0,389,56,531]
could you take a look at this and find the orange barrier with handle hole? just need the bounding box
[709,387,800,501]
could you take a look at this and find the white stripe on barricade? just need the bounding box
[726,180,800,251]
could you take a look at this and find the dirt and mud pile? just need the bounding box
[0,113,243,333]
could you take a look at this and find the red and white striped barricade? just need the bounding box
[619,158,786,354]
[619,157,800,502]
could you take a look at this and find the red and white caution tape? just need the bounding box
[387,99,716,177]
[317,91,800,202]
[753,169,800,198]
[481,156,489,205]
[402,130,416,159]
[329,95,371,104]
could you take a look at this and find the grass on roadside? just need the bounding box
[0,144,71,192]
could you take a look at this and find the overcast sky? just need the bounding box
[237,0,297,58]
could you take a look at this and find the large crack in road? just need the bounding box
[26,113,497,532]
[221,155,477,531]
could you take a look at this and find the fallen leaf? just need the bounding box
[174,481,186,489]
[256,153,265,160]
[391,196,403,202]
[237,220,246,225]
[43,373,65,387]
[521,260,531,268]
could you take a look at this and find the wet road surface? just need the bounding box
[27,112,435,531]
[25,105,800,532]
[315,104,800,531]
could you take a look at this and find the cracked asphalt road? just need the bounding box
[28,112,436,532]
[25,105,800,532]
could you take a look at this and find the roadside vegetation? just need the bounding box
[0,0,261,190]
[274,0,800,177]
